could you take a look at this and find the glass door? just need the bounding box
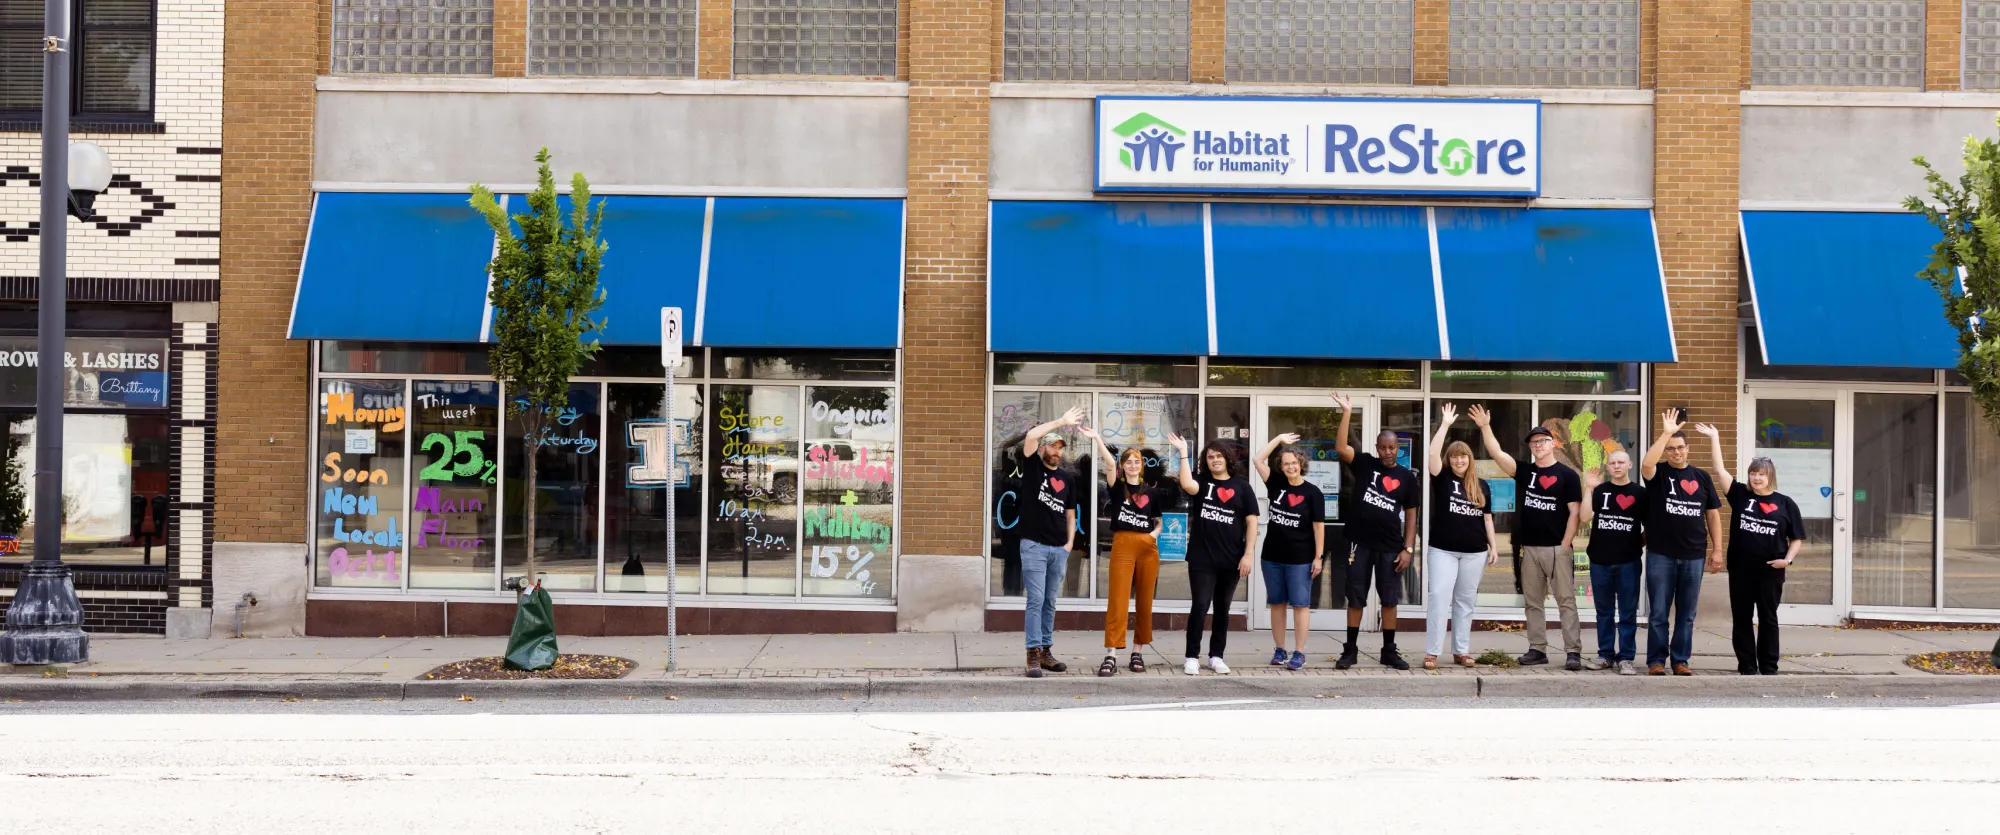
[1848,392,1939,610]
[1250,394,1404,630]
[1748,393,1841,623]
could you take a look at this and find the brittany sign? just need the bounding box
[1096,95,1542,197]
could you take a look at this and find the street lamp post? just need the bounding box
[0,0,111,666]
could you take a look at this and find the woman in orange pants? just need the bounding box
[1081,427,1161,676]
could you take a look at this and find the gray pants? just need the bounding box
[1520,545,1581,655]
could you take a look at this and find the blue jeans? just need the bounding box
[1020,540,1070,649]
[1589,561,1642,662]
[1645,553,1705,667]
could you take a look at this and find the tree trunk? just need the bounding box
[523,410,540,580]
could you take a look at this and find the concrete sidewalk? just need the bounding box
[2,625,1994,701]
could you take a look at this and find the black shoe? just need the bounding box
[1760,668,1780,676]
[1563,652,1582,672]
[1518,649,1550,666]
[1334,644,1358,670]
[1380,647,1410,671]
[1739,666,1758,676]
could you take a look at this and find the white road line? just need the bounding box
[1056,699,1271,712]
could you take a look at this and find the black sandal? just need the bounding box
[1097,655,1118,677]
[1129,652,1147,673]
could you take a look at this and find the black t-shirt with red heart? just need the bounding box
[1107,479,1163,534]
[1189,473,1259,566]
[1645,463,1720,560]
[1016,456,1077,548]
[1262,475,1326,565]
[1587,480,1646,566]
[1725,482,1805,564]
[1348,452,1418,553]
[1514,461,1582,547]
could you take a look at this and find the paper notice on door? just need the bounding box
[1755,446,1833,518]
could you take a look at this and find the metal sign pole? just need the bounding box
[661,307,683,674]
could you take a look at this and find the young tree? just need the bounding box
[1908,123,2000,427]
[470,148,608,583]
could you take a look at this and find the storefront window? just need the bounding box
[6,412,172,565]
[708,384,800,595]
[1944,392,2000,609]
[1207,358,1419,390]
[408,381,500,590]
[321,342,493,376]
[996,355,1200,388]
[313,379,407,587]
[1430,361,1640,395]
[718,349,895,382]
[1851,392,1937,608]
[605,382,702,594]
[802,386,896,598]
[989,390,1090,598]
[504,383,602,592]
[1092,393,1195,603]
[1751,398,1837,607]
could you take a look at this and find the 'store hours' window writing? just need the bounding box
[708,385,799,596]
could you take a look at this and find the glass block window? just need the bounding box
[333,0,496,75]
[1004,0,1191,82]
[1970,1,2000,89]
[1449,0,1639,87]
[733,0,898,77]
[1226,0,1413,84]
[1751,1,1924,87]
[532,0,697,76]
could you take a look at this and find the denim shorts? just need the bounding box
[1262,560,1313,608]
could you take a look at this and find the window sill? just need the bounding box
[0,120,166,134]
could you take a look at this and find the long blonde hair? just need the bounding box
[1444,440,1485,508]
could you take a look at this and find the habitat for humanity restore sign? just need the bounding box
[1095,96,1541,197]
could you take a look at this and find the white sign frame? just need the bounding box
[1094,95,1542,197]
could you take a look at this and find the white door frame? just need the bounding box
[1248,392,1396,632]
[1741,385,1848,626]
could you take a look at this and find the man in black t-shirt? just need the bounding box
[1331,392,1419,671]
[1582,449,1646,674]
[1477,412,1584,670]
[1016,406,1085,678]
[1639,409,1724,676]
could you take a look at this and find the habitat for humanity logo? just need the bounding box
[1113,112,1187,172]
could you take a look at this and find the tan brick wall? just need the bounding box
[220,0,320,543]
[1640,0,1657,88]
[991,1,1006,82]
[1654,0,1744,470]
[1191,0,1226,83]
[699,0,733,79]
[904,0,992,556]
[1414,0,1449,86]
[1927,0,1963,90]
[494,0,527,77]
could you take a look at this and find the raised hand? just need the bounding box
[1438,402,1458,426]
[1060,405,1086,426]
[1468,404,1492,429]
[1692,423,1720,440]
[1166,433,1188,454]
[1276,432,1301,444]
[1661,408,1685,434]
[1076,424,1099,440]
[1330,391,1352,411]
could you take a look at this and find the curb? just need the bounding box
[2,673,1994,702]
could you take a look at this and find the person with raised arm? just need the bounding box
[1078,426,1161,677]
[1016,405,1085,678]
[1581,449,1646,675]
[1472,404,1584,670]
[1254,432,1325,671]
[1330,391,1420,671]
[1696,424,1805,676]
[1424,403,1497,670]
[1639,410,1724,676]
[1167,432,1259,675]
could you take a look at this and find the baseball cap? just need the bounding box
[1039,432,1066,448]
[1524,426,1555,442]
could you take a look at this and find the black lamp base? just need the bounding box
[0,561,89,665]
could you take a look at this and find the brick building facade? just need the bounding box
[192,0,2000,640]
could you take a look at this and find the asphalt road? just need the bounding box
[2,699,1996,834]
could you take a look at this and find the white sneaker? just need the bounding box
[1183,658,1201,676]
[1208,656,1231,675]
[1616,660,1640,676]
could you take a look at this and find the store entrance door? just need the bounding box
[1745,392,1843,625]
[1249,394,1426,632]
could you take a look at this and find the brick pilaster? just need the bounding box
[991,1,1006,81]
[221,0,318,543]
[1414,0,1450,86]
[1191,0,1226,83]
[493,0,527,77]
[698,0,733,79]
[1640,0,1657,88]
[1653,0,1744,466]
[904,0,992,557]
[1927,0,1963,90]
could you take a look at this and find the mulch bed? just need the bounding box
[419,654,636,681]
[1904,651,2000,675]
[1847,620,2000,631]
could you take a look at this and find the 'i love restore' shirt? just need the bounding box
[1189,474,1258,565]
[1348,453,1418,553]
[1016,456,1076,548]
[1725,482,1804,564]
[1645,463,1719,560]
[1107,479,1163,535]
[1514,461,1582,547]
[1586,481,1646,566]
[1261,475,1325,565]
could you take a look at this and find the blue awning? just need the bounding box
[290,192,497,342]
[292,193,904,349]
[700,197,904,349]
[1740,211,1957,368]
[1433,207,1676,362]
[1210,203,1442,359]
[988,201,1209,355]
